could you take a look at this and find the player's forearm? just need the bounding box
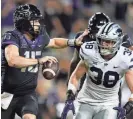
[125,70,133,94]
[7,56,38,68]
[68,74,79,94]
[68,60,87,94]
[51,38,68,48]
[126,78,133,94]
[68,51,80,78]
[69,59,80,78]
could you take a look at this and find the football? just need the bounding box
[42,61,59,80]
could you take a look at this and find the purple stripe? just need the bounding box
[2,41,19,47]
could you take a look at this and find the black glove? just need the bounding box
[124,100,133,115]
[113,101,133,119]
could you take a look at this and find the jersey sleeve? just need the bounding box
[122,47,133,70]
[2,31,20,49]
[74,31,94,52]
[79,43,88,60]
[122,34,133,48]
[128,53,133,70]
[41,29,50,48]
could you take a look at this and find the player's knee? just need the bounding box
[23,114,36,119]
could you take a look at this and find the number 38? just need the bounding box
[89,67,119,88]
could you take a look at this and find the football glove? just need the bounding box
[113,101,133,119]
[113,106,126,119]
[61,90,75,119]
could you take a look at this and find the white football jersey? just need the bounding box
[77,41,133,105]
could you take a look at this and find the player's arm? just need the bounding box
[61,60,87,118]
[5,45,38,68]
[129,46,133,50]
[46,37,69,48]
[125,70,133,99]
[68,49,80,78]
[5,45,57,68]
[46,29,89,48]
[122,70,133,115]
[67,31,85,83]
[68,60,88,94]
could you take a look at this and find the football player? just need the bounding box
[62,22,133,119]
[68,12,133,93]
[1,4,88,119]
[68,12,111,91]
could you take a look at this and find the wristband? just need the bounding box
[67,39,76,46]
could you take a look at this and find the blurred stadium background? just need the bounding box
[1,0,133,119]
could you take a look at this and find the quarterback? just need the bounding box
[1,4,88,119]
[62,22,133,119]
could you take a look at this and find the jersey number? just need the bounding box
[85,43,94,49]
[123,48,132,56]
[89,67,119,88]
[21,51,41,73]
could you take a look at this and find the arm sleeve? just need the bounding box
[38,26,50,49]
[2,32,20,49]
[41,28,50,48]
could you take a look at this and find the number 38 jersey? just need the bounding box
[77,41,133,105]
[1,30,50,95]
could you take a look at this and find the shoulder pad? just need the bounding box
[2,31,20,41]
[80,41,96,59]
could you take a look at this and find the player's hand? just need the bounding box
[38,56,58,65]
[61,90,75,119]
[75,29,89,46]
[113,106,126,119]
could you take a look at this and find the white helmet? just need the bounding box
[96,22,123,56]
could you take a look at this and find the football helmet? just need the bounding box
[13,4,44,39]
[88,12,110,34]
[96,22,123,56]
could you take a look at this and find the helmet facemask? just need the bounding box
[96,36,122,56]
[29,18,44,38]
[96,22,123,56]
